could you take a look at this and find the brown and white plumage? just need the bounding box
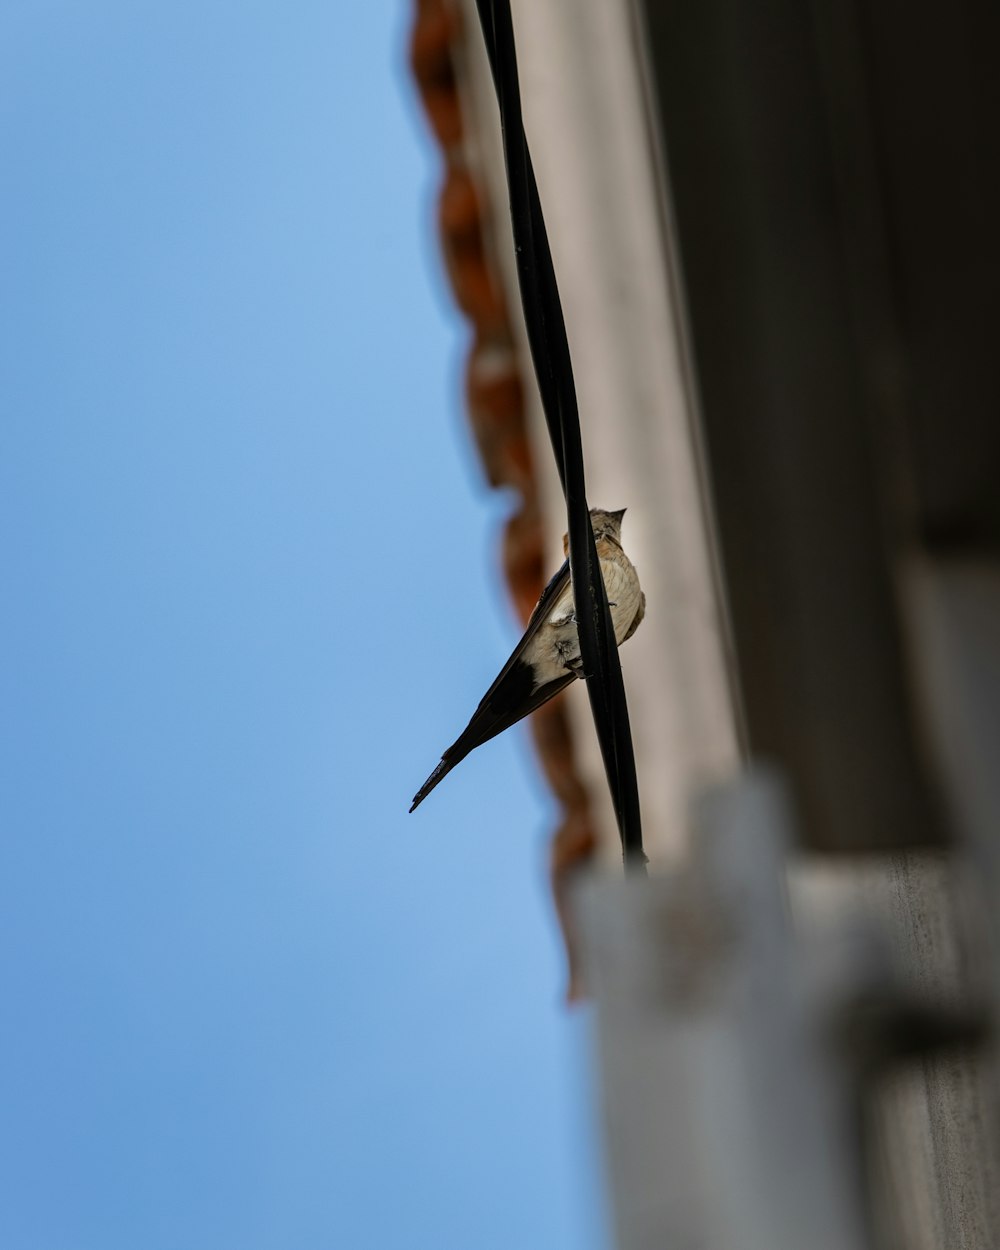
[409,507,644,812]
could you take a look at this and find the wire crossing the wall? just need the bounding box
[473,0,645,866]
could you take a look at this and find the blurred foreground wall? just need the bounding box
[417,0,1000,1244]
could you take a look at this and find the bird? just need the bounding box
[410,507,644,812]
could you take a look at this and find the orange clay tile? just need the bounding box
[409,0,464,150]
[439,169,508,332]
[466,338,533,492]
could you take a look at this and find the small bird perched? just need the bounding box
[410,507,644,812]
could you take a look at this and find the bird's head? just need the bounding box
[561,507,627,554]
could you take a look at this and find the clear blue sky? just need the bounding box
[0,4,608,1248]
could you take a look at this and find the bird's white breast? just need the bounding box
[601,557,644,645]
[526,552,642,689]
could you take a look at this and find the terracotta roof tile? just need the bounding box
[439,169,508,332]
[467,338,533,492]
[409,1,464,149]
[550,809,600,1001]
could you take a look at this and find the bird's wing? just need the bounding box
[409,560,575,811]
[441,554,574,748]
[480,556,571,694]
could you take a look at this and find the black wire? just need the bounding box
[474,0,645,867]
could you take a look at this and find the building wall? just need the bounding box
[453,0,742,867]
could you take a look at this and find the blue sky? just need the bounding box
[0,4,608,1248]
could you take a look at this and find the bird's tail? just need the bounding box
[409,699,516,812]
[409,669,576,813]
[409,743,473,812]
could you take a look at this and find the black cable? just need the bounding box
[474,0,645,866]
